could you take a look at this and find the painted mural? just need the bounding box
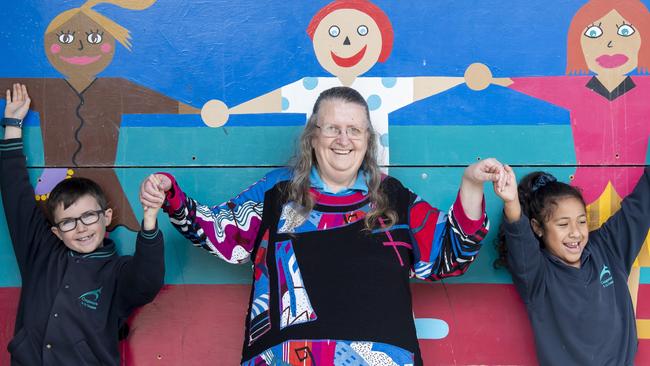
[0,0,649,365]
[0,0,199,232]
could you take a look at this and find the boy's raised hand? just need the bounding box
[5,84,30,120]
[142,174,166,230]
[140,173,171,210]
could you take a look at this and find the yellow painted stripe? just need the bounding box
[637,319,650,339]
[597,183,611,227]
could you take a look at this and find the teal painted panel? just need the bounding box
[390,125,576,165]
[116,125,577,167]
[641,268,650,285]
[116,126,302,167]
[20,126,44,167]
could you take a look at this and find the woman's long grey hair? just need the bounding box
[287,86,397,229]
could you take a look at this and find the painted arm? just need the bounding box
[120,79,200,115]
[412,77,465,102]
[464,63,578,109]
[201,88,282,127]
[591,167,650,273]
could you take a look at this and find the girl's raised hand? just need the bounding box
[494,165,518,203]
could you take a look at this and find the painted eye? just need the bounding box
[357,25,368,36]
[86,31,103,44]
[58,32,75,44]
[584,25,603,38]
[329,25,340,37]
[618,24,635,37]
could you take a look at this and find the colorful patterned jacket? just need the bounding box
[162,168,489,366]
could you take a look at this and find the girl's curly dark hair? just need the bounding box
[493,171,585,269]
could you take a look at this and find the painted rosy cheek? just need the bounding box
[100,43,112,53]
[50,44,61,54]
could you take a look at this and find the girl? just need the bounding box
[495,166,650,366]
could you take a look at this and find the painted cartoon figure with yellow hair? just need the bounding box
[1,0,198,231]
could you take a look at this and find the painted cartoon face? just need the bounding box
[51,194,113,254]
[311,100,369,189]
[534,197,589,268]
[312,9,382,81]
[581,9,641,76]
[45,13,116,79]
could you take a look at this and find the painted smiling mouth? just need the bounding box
[595,54,629,68]
[59,55,102,65]
[331,45,367,68]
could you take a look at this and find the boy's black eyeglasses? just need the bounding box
[54,210,105,232]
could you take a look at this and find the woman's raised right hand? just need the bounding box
[139,173,172,209]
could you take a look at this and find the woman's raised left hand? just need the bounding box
[463,158,508,192]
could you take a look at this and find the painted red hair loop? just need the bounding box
[306,0,394,63]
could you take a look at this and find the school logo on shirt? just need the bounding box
[600,265,614,288]
[79,287,102,310]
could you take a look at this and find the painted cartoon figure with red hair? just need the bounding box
[201,0,468,168]
[468,0,650,322]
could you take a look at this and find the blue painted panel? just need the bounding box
[390,84,570,126]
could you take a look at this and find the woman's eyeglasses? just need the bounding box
[316,124,366,140]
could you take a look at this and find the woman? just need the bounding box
[141,87,505,365]
[1,0,198,231]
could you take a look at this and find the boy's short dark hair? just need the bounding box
[46,177,109,221]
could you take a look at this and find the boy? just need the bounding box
[1,83,166,365]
